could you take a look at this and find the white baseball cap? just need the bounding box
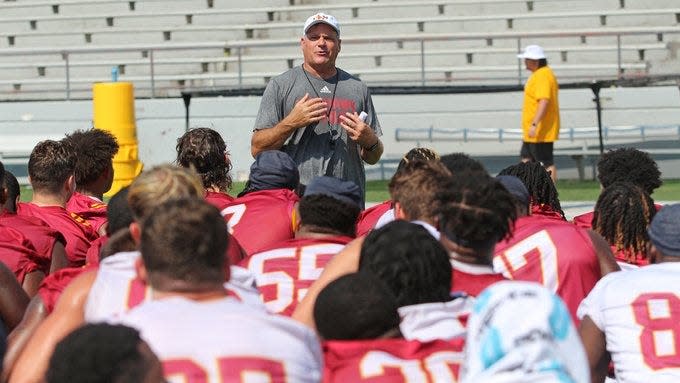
[303,13,340,37]
[517,45,546,60]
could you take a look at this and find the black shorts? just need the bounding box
[520,142,554,166]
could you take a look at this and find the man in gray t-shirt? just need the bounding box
[251,13,383,208]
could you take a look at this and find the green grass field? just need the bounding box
[20,179,679,203]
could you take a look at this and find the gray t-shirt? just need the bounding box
[254,65,382,207]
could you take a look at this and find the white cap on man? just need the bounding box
[302,13,340,37]
[517,45,546,60]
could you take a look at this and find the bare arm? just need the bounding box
[3,296,48,381]
[292,236,365,329]
[579,315,610,383]
[251,94,327,157]
[587,230,620,277]
[0,264,29,331]
[8,270,96,383]
[48,242,68,275]
[21,271,44,299]
[528,98,550,138]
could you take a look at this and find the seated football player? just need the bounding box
[242,176,361,316]
[63,129,119,236]
[1,165,68,279]
[176,127,236,209]
[46,323,164,383]
[356,147,440,236]
[493,174,619,324]
[462,281,588,383]
[578,204,680,383]
[498,161,566,220]
[317,272,466,383]
[112,198,322,382]
[222,150,300,255]
[592,182,656,269]
[18,140,99,267]
[573,147,663,229]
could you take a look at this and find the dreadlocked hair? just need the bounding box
[395,147,440,173]
[592,182,655,263]
[498,162,565,219]
[597,147,662,195]
[436,171,517,250]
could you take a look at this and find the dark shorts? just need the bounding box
[520,142,554,166]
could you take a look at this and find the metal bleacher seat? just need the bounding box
[0,0,677,99]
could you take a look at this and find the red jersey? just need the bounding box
[356,200,392,237]
[37,265,92,313]
[17,202,99,267]
[0,211,64,266]
[493,215,601,323]
[531,203,565,220]
[573,203,664,229]
[0,224,46,283]
[323,338,465,383]
[220,189,299,256]
[449,259,506,297]
[66,192,108,234]
[241,236,352,316]
[85,236,108,266]
[205,191,235,211]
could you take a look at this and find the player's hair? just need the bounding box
[2,170,20,213]
[593,182,655,262]
[537,58,548,67]
[395,147,440,173]
[498,162,565,219]
[436,172,517,254]
[298,194,360,237]
[106,186,133,236]
[62,129,119,187]
[359,221,452,307]
[176,127,233,192]
[388,160,451,222]
[127,165,204,221]
[100,228,137,261]
[597,147,662,195]
[46,323,154,383]
[28,140,77,194]
[140,198,227,287]
[314,272,400,341]
[440,152,488,176]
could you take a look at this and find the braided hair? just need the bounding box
[395,147,440,173]
[498,162,565,219]
[597,147,662,195]
[592,182,655,263]
[436,171,517,255]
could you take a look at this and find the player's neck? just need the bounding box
[441,235,492,266]
[76,188,104,201]
[151,284,230,301]
[303,63,337,80]
[31,193,68,208]
[295,225,345,239]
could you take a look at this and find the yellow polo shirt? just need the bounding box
[522,66,560,143]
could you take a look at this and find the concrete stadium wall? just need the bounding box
[1,85,679,181]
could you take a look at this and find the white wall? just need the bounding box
[1,85,679,180]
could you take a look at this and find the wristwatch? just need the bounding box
[364,140,380,152]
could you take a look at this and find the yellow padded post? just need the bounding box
[92,82,143,197]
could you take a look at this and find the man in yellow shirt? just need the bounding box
[518,45,560,183]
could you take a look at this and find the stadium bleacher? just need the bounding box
[0,0,677,99]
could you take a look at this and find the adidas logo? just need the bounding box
[320,86,331,93]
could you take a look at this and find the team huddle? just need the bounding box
[0,127,678,383]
